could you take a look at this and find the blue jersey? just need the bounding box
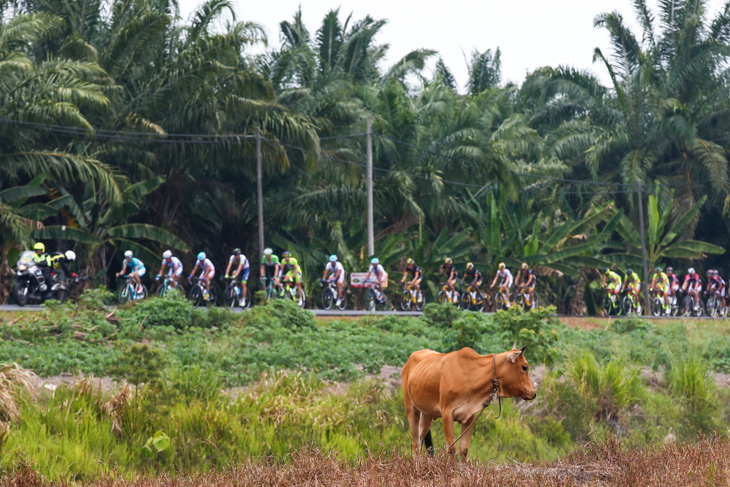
[126,257,145,271]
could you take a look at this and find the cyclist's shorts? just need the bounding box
[472,278,483,288]
[333,273,345,284]
[499,278,512,289]
[607,282,619,292]
[718,285,726,297]
[671,283,680,292]
[135,267,146,277]
[628,282,640,292]
[239,267,250,283]
[285,270,302,284]
[204,269,215,279]
[168,266,183,277]
[524,286,534,293]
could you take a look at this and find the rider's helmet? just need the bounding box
[34,242,45,253]
[444,257,452,265]
[521,263,528,270]
[282,250,291,258]
[162,250,172,259]
[233,248,241,256]
[666,266,673,273]
[329,254,337,262]
[124,250,133,258]
[688,268,696,275]
[197,252,206,261]
[371,257,380,265]
[712,270,719,276]
[601,268,609,275]
[466,262,474,270]
[264,248,273,256]
[655,266,662,273]
[498,262,505,270]
[65,250,76,261]
[406,258,414,265]
[706,269,713,276]
[626,268,633,276]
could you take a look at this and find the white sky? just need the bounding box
[177,0,726,90]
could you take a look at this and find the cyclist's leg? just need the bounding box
[527,285,534,307]
[295,272,303,300]
[205,269,214,292]
[336,275,344,300]
[241,267,250,300]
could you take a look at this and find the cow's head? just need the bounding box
[500,344,537,400]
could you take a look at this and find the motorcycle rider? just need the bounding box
[32,242,52,292]
[49,250,77,287]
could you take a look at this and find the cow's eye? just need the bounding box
[522,365,528,371]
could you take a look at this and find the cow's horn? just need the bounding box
[519,345,527,353]
[512,341,517,350]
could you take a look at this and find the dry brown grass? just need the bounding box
[3,437,730,487]
[0,362,36,422]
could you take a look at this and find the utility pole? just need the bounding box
[367,116,374,257]
[256,127,264,260]
[636,181,651,316]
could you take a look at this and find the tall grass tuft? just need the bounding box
[0,363,35,422]
[665,356,718,436]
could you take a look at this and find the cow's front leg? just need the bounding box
[442,410,457,458]
[406,406,422,456]
[458,414,476,461]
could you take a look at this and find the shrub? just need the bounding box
[118,291,193,329]
[77,286,116,311]
[493,306,563,365]
[665,356,718,436]
[421,302,461,328]
[442,312,490,353]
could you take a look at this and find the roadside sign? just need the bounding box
[350,271,388,288]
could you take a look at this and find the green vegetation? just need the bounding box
[0,293,729,481]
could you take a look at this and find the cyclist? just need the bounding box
[400,258,423,303]
[707,269,726,313]
[322,254,346,307]
[116,250,146,292]
[260,248,281,293]
[621,268,642,309]
[31,242,52,292]
[515,263,536,308]
[364,257,387,302]
[49,250,77,286]
[489,262,513,306]
[650,266,669,313]
[666,266,680,304]
[461,262,483,290]
[600,268,622,303]
[681,268,702,312]
[156,250,183,289]
[225,248,250,304]
[439,258,458,302]
[280,251,304,302]
[189,252,215,300]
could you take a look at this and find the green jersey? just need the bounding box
[261,255,280,267]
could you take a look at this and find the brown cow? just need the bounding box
[401,345,536,460]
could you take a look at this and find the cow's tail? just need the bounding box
[424,430,434,457]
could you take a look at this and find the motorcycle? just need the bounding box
[13,250,82,306]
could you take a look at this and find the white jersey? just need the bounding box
[229,254,250,269]
[327,261,345,281]
[199,258,215,274]
[161,256,183,276]
[497,269,513,286]
[369,264,386,280]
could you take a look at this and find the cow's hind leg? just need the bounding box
[458,414,476,461]
[405,403,422,456]
[419,416,434,457]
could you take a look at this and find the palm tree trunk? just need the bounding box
[569,268,587,316]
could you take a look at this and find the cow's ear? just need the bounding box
[508,350,523,363]
[519,345,527,353]
[512,341,517,350]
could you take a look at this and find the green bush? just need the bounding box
[442,312,491,353]
[118,291,193,329]
[493,306,563,365]
[665,356,718,436]
[78,286,116,310]
[421,302,461,328]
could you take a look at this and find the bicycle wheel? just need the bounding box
[138,285,148,301]
[459,292,470,311]
[415,291,425,311]
[602,295,612,316]
[189,285,204,307]
[681,295,692,317]
[223,284,237,308]
[335,292,347,311]
[321,288,334,310]
[437,290,447,305]
[693,298,704,317]
[366,289,376,311]
[652,297,662,317]
[118,284,131,305]
[621,295,633,315]
[451,290,460,305]
[297,288,306,308]
[707,295,717,318]
[400,291,411,311]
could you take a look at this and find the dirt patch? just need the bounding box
[34,373,121,396]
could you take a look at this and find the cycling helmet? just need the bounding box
[406,258,414,265]
[197,252,206,261]
[706,269,713,276]
[666,267,673,273]
[466,262,474,270]
[329,254,337,262]
[33,242,45,252]
[233,248,241,256]
[626,268,633,276]
[498,262,505,270]
[688,268,696,275]
[371,257,380,265]
[444,257,452,265]
[654,266,662,273]
[124,250,133,258]
[264,248,273,256]
[712,270,719,276]
[282,250,291,257]
[162,250,172,259]
[65,250,76,261]
[521,263,528,270]
[601,268,609,275]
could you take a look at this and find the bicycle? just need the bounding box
[223,277,251,309]
[600,287,621,316]
[399,283,425,311]
[650,288,670,317]
[320,279,346,310]
[515,287,539,312]
[188,276,217,307]
[459,284,485,312]
[260,277,281,301]
[493,287,511,311]
[436,283,460,306]
[681,290,703,317]
[621,289,642,316]
[281,278,306,308]
[118,275,148,304]
[704,290,726,318]
[156,275,179,297]
[365,281,389,311]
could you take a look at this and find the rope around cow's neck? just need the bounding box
[445,353,502,454]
